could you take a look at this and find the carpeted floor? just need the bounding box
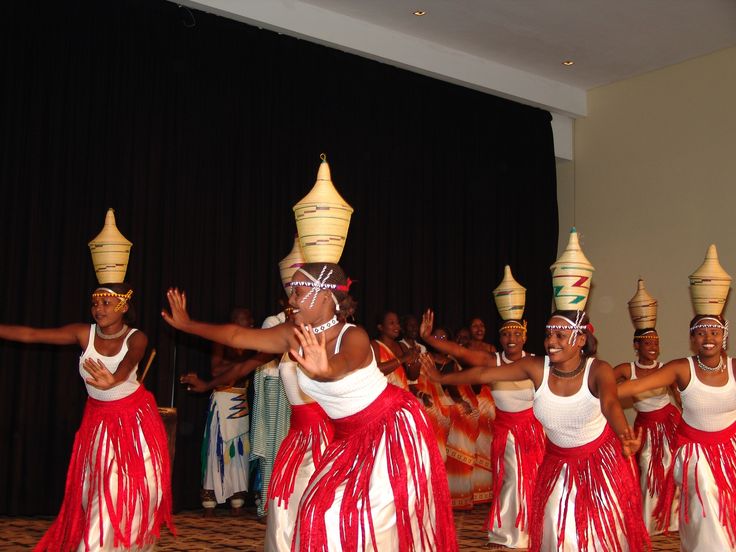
[0,505,681,551]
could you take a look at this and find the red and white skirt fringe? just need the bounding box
[530,426,649,552]
[655,419,736,549]
[35,385,174,552]
[486,407,545,545]
[633,404,680,534]
[295,384,457,551]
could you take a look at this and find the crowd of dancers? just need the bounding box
[0,157,734,552]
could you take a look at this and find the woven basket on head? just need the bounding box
[279,236,306,294]
[88,208,132,284]
[293,154,353,264]
[550,228,594,311]
[689,244,731,316]
[493,265,526,321]
[628,279,657,329]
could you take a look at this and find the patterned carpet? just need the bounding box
[0,505,681,551]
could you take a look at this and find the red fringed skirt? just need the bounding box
[294,384,457,551]
[655,419,736,549]
[530,426,649,552]
[35,385,174,552]
[486,407,545,543]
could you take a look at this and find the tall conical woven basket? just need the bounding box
[293,154,353,263]
[493,265,526,321]
[88,208,132,284]
[279,236,306,294]
[628,279,657,329]
[550,228,594,311]
[689,244,732,316]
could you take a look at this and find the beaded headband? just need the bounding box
[634,334,659,340]
[690,317,729,349]
[500,320,527,333]
[545,312,593,344]
[92,288,133,312]
[289,266,353,310]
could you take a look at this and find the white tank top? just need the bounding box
[681,357,736,431]
[533,356,607,448]
[279,352,314,406]
[491,351,535,412]
[629,362,671,412]
[79,325,140,401]
[297,324,388,419]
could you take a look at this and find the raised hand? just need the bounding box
[419,309,434,340]
[290,324,330,380]
[180,372,208,393]
[83,357,116,390]
[161,288,191,330]
[619,426,643,457]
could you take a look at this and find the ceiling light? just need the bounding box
[413,10,427,16]
[562,60,575,66]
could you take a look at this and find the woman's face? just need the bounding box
[691,326,724,358]
[90,294,125,327]
[455,328,471,347]
[544,316,584,363]
[288,272,331,326]
[378,312,401,340]
[470,318,486,341]
[634,335,660,362]
[499,327,526,355]
[402,316,419,340]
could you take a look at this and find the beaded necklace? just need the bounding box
[312,316,339,334]
[96,324,128,340]
[634,359,658,370]
[696,354,725,373]
[550,356,586,379]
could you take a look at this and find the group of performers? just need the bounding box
[0,156,735,552]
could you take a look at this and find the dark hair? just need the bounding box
[299,262,355,313]
[549,310,597,357]
[400,313,418,327]
[92,282,136,325]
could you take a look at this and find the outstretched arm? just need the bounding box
[617,360,686,399]
[419,310,494,367]
[0,323,88,347]
[612,362,632,384]
[423,355,541,387]
[182,352,275,393]
[162,288,293,354]
[292,323,373,381]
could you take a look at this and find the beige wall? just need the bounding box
[557,45,736,365]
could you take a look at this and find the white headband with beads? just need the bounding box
[289,266,341,310]
[545,311,591,344]
[690,317,729,349]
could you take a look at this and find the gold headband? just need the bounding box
[92,288,133,312]
[499,320,527,333]
[634,334,659,340]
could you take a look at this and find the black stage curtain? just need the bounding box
[0,1,558,514]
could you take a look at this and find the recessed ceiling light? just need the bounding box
[413,10,427,16]
[562,60,575,66]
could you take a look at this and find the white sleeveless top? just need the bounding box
[79,325,140,401]
[491,351,535,412]
[279,352,314,406]
[681,357,736,431]
[533,356,607,448]
[297,324,388,419]
[629,362,671,412]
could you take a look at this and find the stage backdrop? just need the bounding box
[0,0,558,514]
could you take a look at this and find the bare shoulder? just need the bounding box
[590,358,615,377]
[341,324,370,347]
[127,329,148,347]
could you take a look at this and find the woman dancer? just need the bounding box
[618,246,736,551]
[0,210,175,552]
[162,262,456,551]
[469,317,497,354]
[371,311,420,390]
[420,265,544,549]
[613,280,680,535]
